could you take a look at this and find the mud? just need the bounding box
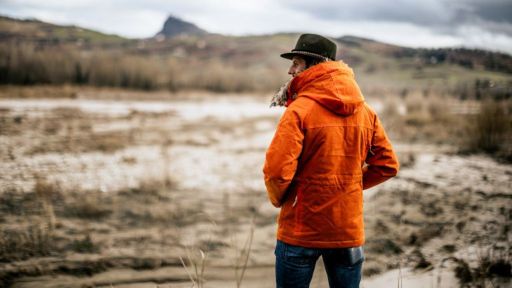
[1,93,510,287]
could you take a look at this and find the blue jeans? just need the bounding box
[275,240,364,288]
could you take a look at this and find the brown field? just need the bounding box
[0,86,511,288]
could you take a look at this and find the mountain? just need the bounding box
[0,15,511,92]
[335,35,512,74]
[155,15,208,39]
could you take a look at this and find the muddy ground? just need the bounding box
[0,90,510,287]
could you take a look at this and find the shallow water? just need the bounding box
[0,97,283,194]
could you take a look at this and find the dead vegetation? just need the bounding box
[0,39,289,92]
[363,170,512,286]
[462,100,512,162]
[0,223,55,262]
[379,88,512,163]
[0,171,264,287]
[1,88,511,287]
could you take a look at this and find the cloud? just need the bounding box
[279,0,456,26]
[463,0,512,23]
[278,0,512,35]
[453,24,512,54]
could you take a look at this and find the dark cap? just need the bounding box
[281,33,337,61]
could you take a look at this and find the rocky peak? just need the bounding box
[155,15,207,38]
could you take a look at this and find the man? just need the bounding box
[263,34,399,288]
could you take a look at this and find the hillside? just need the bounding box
[0,15,511,94]
[0,15,130,47]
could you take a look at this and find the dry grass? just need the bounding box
[0,173,261,286]
[3,106,135,154]
[34,178,57,231]
[0,222,55,262]
[27,128,132,155]
[462,100,512,162]
[233,219,255,288]
[451,245,511,287]
[376,89,512,162]
[178,219,256,288]
[0,179,59,262]
[63,192,113,220]
[69,234,100,253]
[0,84,80,99]
[0,42,160,90]
[379,90,463,144]
[0,179,205,285]
[0,40,288,92]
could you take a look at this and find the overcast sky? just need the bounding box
[1,0,512,54]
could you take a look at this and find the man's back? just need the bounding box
[292,97,375,183]
[264,60,399,248]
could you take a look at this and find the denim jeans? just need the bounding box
[275,240,364,288]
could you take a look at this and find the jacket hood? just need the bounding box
[288,61,364,116]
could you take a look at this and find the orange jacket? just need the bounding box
[263,61,399,248]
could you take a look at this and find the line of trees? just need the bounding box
[0,42,160,90]
[392,48,512,74]
[0,41,287,92]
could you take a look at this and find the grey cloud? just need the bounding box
[279,0,512,36]
[279,0,456,25]
[468,0,512,23]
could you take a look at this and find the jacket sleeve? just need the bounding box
[263,108,304,207]
[363,114,399,189]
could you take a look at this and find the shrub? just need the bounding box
[453,246,511,287]
[62,193,112,220]
[365,238,403,255]
[69,234,99,253]
[463,100,512,162]
[0,224,55,262]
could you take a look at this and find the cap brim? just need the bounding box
[280,51,330,60]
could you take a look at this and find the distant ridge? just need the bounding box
[0,14,511,74]
[0,14,127,45]
[335,35,512,73]
[155,15,208,38]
